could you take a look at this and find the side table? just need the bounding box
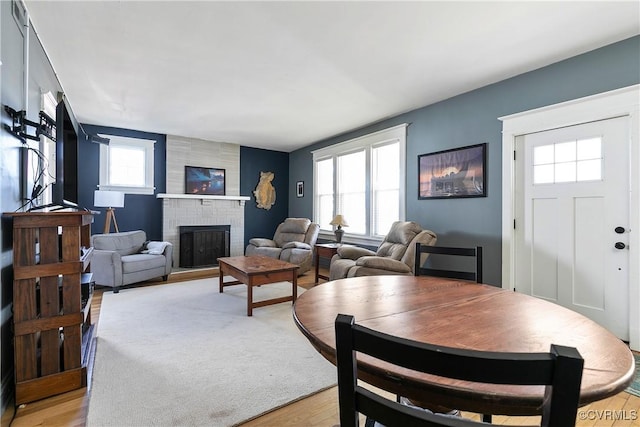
[314,243,344,284]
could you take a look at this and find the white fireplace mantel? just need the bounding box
[157,193,250,206]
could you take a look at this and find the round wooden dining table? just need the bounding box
[292,275,635,416]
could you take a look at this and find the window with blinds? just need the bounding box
[312,124,407,243]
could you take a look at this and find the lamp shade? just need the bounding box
[330,215,349,228]
[94,190,125,208]
[330,214,348,243]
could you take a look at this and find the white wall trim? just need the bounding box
[157,193,250,201]
[499,84,640,350]
[311,123,408,157]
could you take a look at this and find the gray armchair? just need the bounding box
[90,230,173,293]
[245,218,320,275]
[329,221,437,280]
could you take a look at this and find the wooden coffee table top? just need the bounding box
[218,255,298,275]
[218,255,299,316]
[293,275,635,415]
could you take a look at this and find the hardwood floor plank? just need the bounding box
[5,267,639,426]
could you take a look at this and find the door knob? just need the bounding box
[615,226,626,234]
[614,242,626,250]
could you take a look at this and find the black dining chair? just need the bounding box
[413,244,491,421]
[414,243,483,283]
[335,313,584,427]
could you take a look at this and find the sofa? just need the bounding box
[245,218,320,275]
[90,230,173,293]
[329,221,437,280]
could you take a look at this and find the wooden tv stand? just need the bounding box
[7,211,95,404]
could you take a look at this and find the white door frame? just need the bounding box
[500,85,640,351]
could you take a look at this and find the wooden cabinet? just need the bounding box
[8,211,94,404]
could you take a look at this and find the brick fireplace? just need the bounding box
[158,135,251,268]
[159,195,249,267]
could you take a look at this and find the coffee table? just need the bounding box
[218,255,299,316]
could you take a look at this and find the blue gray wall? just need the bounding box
[79,125,166,240]
[74,142,290,246]
[241,147,290,248]
[289,36,640,286]
[1,13,638,413]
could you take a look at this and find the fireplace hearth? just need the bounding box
[179,225,230,268]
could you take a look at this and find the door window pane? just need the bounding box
[534,145,554,165]
[577,137,601,160]
[555,162,576,183]
[534,164,554,184]
[577,159,601,181]
[555,141,576,163]
[533,137,602,184]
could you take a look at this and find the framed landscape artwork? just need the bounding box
[418,143,486,199]
[185,166,226,196]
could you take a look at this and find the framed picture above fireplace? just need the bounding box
[185,166,226,196]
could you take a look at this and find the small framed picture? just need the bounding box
[296,181,304,198]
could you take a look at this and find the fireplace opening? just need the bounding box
[179,225,230,268]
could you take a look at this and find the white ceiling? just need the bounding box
[23,1,640,153]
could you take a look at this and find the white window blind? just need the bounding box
[337,150,366,235]
[312,124,407,244]
[372,141,400,236]
[315,158,335,230]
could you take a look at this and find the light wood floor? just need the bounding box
[3,268,639,427]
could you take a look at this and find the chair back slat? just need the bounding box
[335,314,583,427]
[415,243,483,283]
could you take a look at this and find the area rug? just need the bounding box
[625,353,640,397]
[87,279,337,426]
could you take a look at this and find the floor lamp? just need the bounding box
[94,190,125,233]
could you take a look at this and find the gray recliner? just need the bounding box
[245,218,320,275]
[329,221,437,280]
[90,230,173,293]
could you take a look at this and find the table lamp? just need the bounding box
[330,214,349,243]
[94,190,125,233]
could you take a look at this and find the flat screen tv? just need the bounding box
[50,97,79,209]
[185,166,226,195]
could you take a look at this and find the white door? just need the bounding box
[515,117,630,340]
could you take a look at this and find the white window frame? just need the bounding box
[312,123,407,246]
[99,135,156,195]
